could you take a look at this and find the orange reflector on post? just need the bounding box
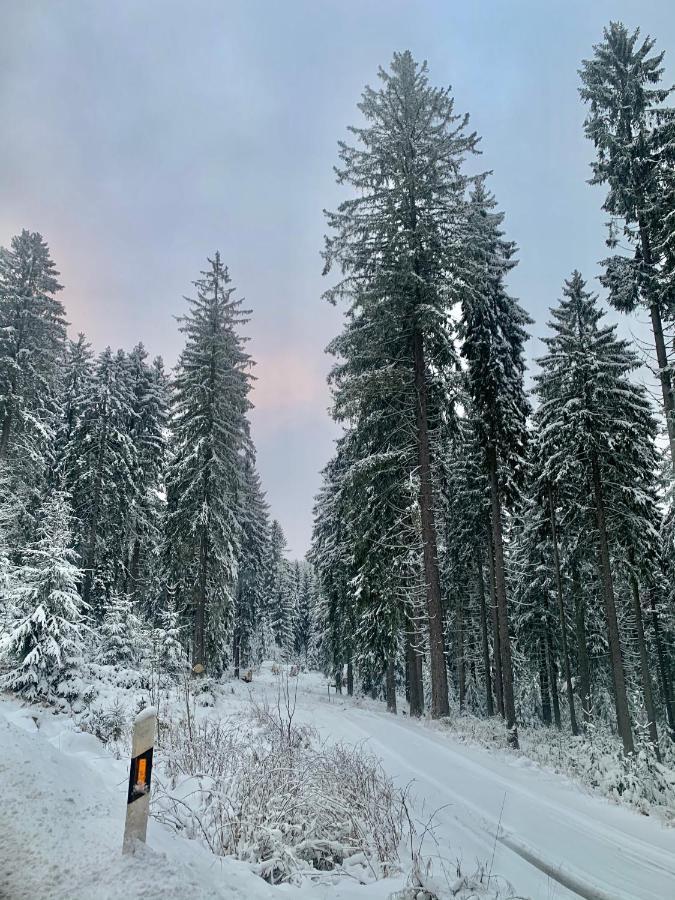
[136,757,147,785]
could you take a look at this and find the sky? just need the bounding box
[2,0,674,556]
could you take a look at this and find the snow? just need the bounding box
[2,666,675,900]
[134,706,158,724]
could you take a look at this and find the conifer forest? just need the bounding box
[2,11,675,900]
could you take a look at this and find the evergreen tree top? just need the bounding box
[579,22,674,223]
[323,50,479,305]
[534,270,658,487]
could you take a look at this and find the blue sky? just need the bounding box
[2,1,674,554]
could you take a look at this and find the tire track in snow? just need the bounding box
[308,699,675,900]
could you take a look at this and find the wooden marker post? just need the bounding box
[123,706,157,854]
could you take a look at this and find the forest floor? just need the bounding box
[1,664,674,900]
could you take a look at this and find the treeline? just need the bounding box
[0,242,317,701]
[311,25,675,755]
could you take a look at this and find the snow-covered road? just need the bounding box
[267,673,675,900]
[2,670,674,900]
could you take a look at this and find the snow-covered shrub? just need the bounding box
[0,492,89,703]
[88,660,148,691]
[81,698,129,746]
[191,674,217,707]
[98,593,145,667]
[394,858,515,900]
[154,702,406,885]
[150,603,188,679]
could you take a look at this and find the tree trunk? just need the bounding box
[347,655,354,696]
[335,668,343,694]
[486,445,518,748]
[0,411,13,460]
[406,618,424,717]
[548,485,579,735]
[572,561,592,725]
[648,302,675,470]
[539,634,552,725]
[591,453,634,754]
[476,547,494,716]
[233,628,241,679]
[193,525,208,673]
[413,328,449,718]
[650,592,675,741]
[486,531,504,717]
[386,659,397,713]
[628,567,660,759]
[456,595,466,712]
[545,628,561,729]
[127,536,141,603]
[636,215,675,471]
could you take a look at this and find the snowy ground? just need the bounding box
[1,665,674,900]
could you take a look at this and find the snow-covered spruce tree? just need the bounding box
[534,271,661,754]
[98,592,144,668]
[527,427,581,736]
[657,491,675,739]
[322,53,478,716]
[310,449,357,693]
[233,452,269,673]
[345,430,416,714]
[54,333,93,470]
[600,394,665,756]
[294,563,315,664]
[165,254,252,675]
[151,595,188,680]
[460,183,531,748]
[123,345,169,611]
[325,262,428,712]
[441,413,494,717]
[61,347,137,617]
[580,22,675,468]
[510,495,562,728]
[264,519,294,658]
[0,231,67,544]
[0,230,66,461]
[0,491,88,703]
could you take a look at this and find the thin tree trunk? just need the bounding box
[127,536,141,602]
[476,547,494,716]
[386,659,397,713]
[233,628,241,679]
[648,302,675,469]
[650,592,675,741]
[546,628,562,729]
[406,618,424,717]
[335,667,343,694]
[487,531,504,717]
[572,561,592,725]
[193,525,208,673]
[347,655,354,696]
[548,485,579,735]
[539,634,552,725]
[486,445,518,748]
[413,328,449,718]
[591,453,634,754]
[0,411,13,460]
[628,567,660,759]
[456,595,466,712]
[466,600,477,687]
[636,216,675,471]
